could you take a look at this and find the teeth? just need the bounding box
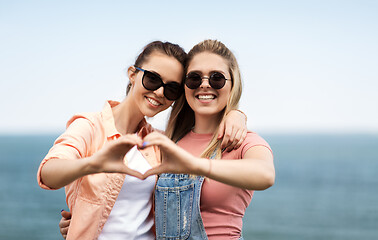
[198,95,215,100]
[147,97,161,106]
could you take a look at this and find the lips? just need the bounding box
[196,94,216,100]
[146,96,162,106]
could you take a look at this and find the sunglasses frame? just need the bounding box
[135,66,183,101]
[185,71,231,90]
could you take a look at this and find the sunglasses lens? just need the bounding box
[141,69,182,100]
[209,72,226,89]
[185,72,228,89]
[142,71,162,91]
[164,83,183,100]
[185,72,202,89]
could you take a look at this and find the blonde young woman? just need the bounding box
[140,40,275,239]
[38,41,247,240]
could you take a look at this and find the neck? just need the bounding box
[112,97,145,135]
[192,113,222,134]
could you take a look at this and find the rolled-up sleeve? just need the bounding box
[37,117,95,190]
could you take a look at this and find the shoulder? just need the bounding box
[244,132,270,145]
[57,111,104,147]
[65,111,107,136]
[240,132,272,157]
[66,100,116,131]
[66,112,101,129]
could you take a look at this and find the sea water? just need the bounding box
[0,134,377,240]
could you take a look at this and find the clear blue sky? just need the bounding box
[1,0,377,134]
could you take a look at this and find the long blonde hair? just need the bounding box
[165,39,243,159]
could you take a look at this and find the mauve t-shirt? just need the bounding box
[177,131,272,239]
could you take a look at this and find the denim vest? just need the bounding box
[155,173,244,240]
[155,173,207,239]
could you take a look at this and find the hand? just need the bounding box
[140,132,203,178]
[217,110,248,151]
[59,210,71,239]
[88,134,144,179]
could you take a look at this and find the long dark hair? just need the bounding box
[126,41,187,94]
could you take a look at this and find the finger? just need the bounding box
[227,129,244,151]
[120,166,144,180]
[142,131,167,142]
[59,217,70,238]
[234,130,247,149]
[139,141,149,149]
[126,134,143,144]
[226,142,236,152]
[221,127,232,149]
[221,125,234,149]
[60,225,69,235]
[139,136,169,150]
[143,165,167,179]
[117,137,143,149]
[225,127,240,152]
[61,227,69,239]
[61,210,72,219]
[231,128,244,151]
[139,135,157,149]
[142,131,163,141]
[217,119,226,139]
[59,219,71,228]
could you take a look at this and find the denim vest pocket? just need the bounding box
[155,174,195,239]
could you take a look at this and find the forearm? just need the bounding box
[40,157,96,189]
[197,158,275,190]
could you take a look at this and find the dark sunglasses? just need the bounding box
[135,67,183,101]
[185,72,231,89]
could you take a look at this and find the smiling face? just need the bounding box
[185,52,232,119]
[128,52,184,117]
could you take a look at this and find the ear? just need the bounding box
[127,66,137,85]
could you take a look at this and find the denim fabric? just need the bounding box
[155,173,208,240]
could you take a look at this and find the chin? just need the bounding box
[196,109,221,117]
[146,111,161,118]
[142,108,159,118]
[144,107,169,118]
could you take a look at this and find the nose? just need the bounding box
[200,77,211,88]
[154,86,165,98]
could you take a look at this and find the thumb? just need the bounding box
[119,166,144,180]
[143,166,166,179]
[217,119,225,139]
[61,210,72,219]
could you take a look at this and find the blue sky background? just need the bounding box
[1,0,377,134]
